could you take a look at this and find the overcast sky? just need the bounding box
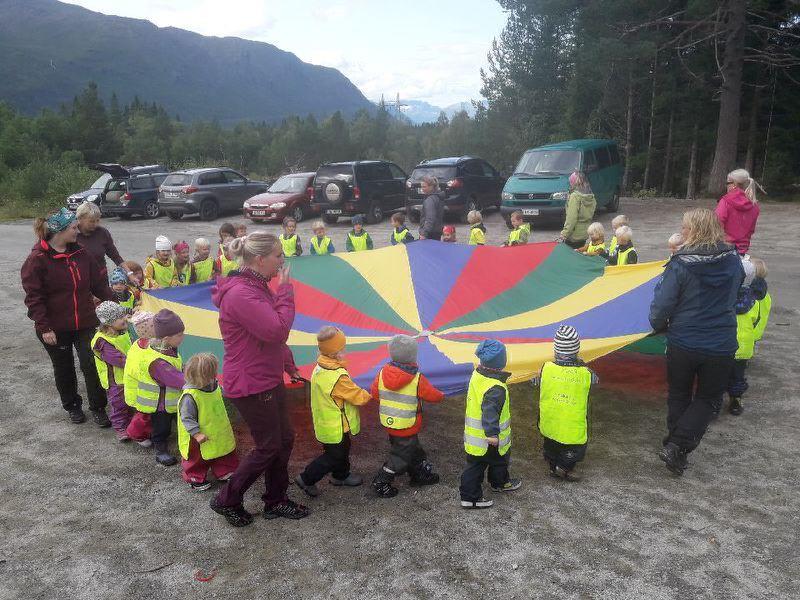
[62,0,508,107]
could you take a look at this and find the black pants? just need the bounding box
[665,346,734,452]
[301,434,351,484]
[459,447,510,501]
[542,438,586,471]
[383,435,426,476]
[37,328,107,413]
[727,359,749,397]
[151,411,173,446]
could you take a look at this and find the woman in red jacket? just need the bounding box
[716,169,762,255]
[21,208,115,426]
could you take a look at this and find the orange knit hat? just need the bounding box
[318,328,346,356]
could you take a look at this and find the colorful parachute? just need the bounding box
[141,241,664,396]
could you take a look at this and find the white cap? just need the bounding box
[155,235,171,251]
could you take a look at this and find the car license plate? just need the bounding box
[522,208,539,216]
[251,210,267,216]
[165,192,178,198]
[326,209,342,215]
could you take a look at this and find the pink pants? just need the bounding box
[126,411,152,441]
[181,437,240,484]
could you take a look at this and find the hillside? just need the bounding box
[0,0,373,123]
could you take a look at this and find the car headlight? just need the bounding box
[551,191,569,201]
[271,202,286,209]
[501,192,512,201]
[243,201,251,209]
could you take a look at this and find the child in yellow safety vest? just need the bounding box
[346,214,373,252]
[192,238,217,283]
[531,325,598,482]
[295,326,371,497]
[370,334,444,498]
[216,241,239,276]
[503,211,531,246]
[109,267,136,312]
[389,212,415,245]
[91,301,133,441]
[172,240,196,286]
[459,339,522,509]
[143,235,177,288]
[309,221,335,255]
[279,217,303,257]
[124,311,155,446]
[607,214,629,255]
[600,225,638,266]
[120,260,144,306]
[577,222,605,256]
[750,258,771,346]
[467,210,486,245]
[727,259,760,416]
[123,309,185,466]
[177,353,239,491]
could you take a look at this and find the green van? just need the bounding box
[500,139,622,227]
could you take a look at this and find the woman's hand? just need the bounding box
[42,331,57,345]
[278,264,291,286]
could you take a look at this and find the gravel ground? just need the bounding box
[1,197,798,599]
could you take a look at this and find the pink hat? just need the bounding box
[569,172,580,187]
[130,311,156,339]
[173,240,190,253]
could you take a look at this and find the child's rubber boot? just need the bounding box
[154,442,178,466]
[729,396,744,416]
[658,442,685,476]
[294,473,320,497]
[331,474,363,487]
[409,461,440,487]
[372,468,398,498]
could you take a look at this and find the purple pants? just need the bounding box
[215,385,294,509]
[107,384,132,434]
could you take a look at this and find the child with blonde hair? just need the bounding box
[577,222,605,255]
[177,353,239,491]
[92,301,133,440]
[467,210,486,245]
[192,238,216,282]
[601,226,638,265]
[295,326,372,497]
[309,221,335,255]
[608,215,629,254]
[504,211,530,246]
[750,258,771,344]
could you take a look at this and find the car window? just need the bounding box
[388,163,406,179]
[410,166,457,181]
[106,179,127,192]
[152,174,168,186]
[596,146,612,169]
[372,163,392,180]
[356,164,376,181]
[224,171,246,184]
[130,176,154,190]
[514,150,580,175]
[199,171,227,185]
[162,174,192,186]
[608,145,621,165]
[315,165,354,185]
[583,150,598,172]
[479,161,496,177]
[90,173,112,189]
[463,161,484,176]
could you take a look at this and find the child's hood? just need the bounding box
[380,362,419,390]
[518,222,531,233]
[572,191,595,207]
[722,188,757,213]
[318,353,347,370]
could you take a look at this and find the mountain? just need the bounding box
[375,98,488,124]
[0,0,373,123]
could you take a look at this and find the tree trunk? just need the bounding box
[621,66,634,193]
[744,80,761,174]
[706,0,747,195]
[686,122,698,199]
[661,107,675,195]
[642,52,658,190]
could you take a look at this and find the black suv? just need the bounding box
[310,161,408,224]
[95,164,170,219]
[406,156,505,223]
[158,168,269,221]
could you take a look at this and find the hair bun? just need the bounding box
[228,236,246,257]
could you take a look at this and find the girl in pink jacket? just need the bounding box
[716,169,762,255]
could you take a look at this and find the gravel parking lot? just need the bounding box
[1,197,798,599]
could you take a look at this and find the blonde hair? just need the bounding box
[317,325,341,343]
[33,217,50,240]
[728,168,764,203]
[194,237,210,249]
[120,260,143,276]
[391,212,406,225]
[421,175,439,191]
[615,225,633,244]
[587,222,605,239]
[668,232,683,248]
[750,257,768,279]
[467,210,482,225]
[184,353,219,389]
[311,220,325,231]
[611,214,628,229]
[228,231,279,266]
[569,171,592,194]
[682,208,726,250]
[76,201,101,220]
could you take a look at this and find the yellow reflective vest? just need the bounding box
[469,225,486,246]
[177,387,236,460]
[311,236,332,255]
[174,263,193,286]
[148,258,176,288]
[464,370,511,456]
[538,361,592,445]
[507,223,530,246]
[219,253,238,276]
[378,370,420,430]
[608,235,618,254]
[735,302,760,360]
[392,228,412,244]
[123,345,183,414]
[193,257,215,283]
[754,292,771,342]
[585,240,605,254]
[91,329,132,390]
[310,364,361,443]
[280,234,299,257]
[347,231,370,252]
[615,246,636,266]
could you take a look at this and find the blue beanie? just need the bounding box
[352,214,364,225]
[476,339,507,370]
[109,266,128,286]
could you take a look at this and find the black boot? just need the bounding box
[729,396,744,416]
[658,442,685,476]
[409,460,440,487]
[372,468,398,498]
[154,441,178,466]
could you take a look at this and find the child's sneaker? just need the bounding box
[116,431,131,442]
[136,439,153,448]
[729,396,744,416]
[190,480,212,492]
[409,461,440,487]
[210,496,253,528]
[549,466,581,482]
[331,474,363,487]
[460,498,494,509]
[491,478,522,492]
[263,499,309,520]
[294,474,320,497]
[372,479,399,498]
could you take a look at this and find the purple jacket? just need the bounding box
[212,269,296,398]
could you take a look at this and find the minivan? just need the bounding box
[499,139,622,228]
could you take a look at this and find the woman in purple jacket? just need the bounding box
[209,231,306,527]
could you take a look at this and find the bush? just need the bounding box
[0,159,94,220]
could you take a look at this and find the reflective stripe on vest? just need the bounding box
[393,229,411,243]
[193,257,214,282]
[150,259,175,288]
[463,370,511,456]
[219,254,238,276]
[91,330,132,390]
[311,236,332,255]
[586,241,605,254]
[348,232,369,252]
[378,371,420,429]
[280,234,299,257]
[126,346,183,414]
[538,362,591,445]
[616,246,635,266]
[176,387,236,460]
[310,365,360,443]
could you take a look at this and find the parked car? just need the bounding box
[310,161,407,224]
[405,156,505,224]
[65,171,112,211]
[499,139,622,228]
[94,163,170,219]
[242,172,317,224]
[158,168,269,221]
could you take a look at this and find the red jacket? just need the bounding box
[371,362,444,437]
[716,189,760,254]
[21,240,113,334]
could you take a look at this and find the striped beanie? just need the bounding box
[554,325,580,356]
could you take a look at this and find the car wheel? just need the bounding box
[323,180,348,204]
[292,205,304,223]
[365,201,384,224]
[167,211,183,221]
[200,200,219,221]
[606,190,620,213]
[322,214,339,225]
[143,201,160,219]
[461,198,478,224]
